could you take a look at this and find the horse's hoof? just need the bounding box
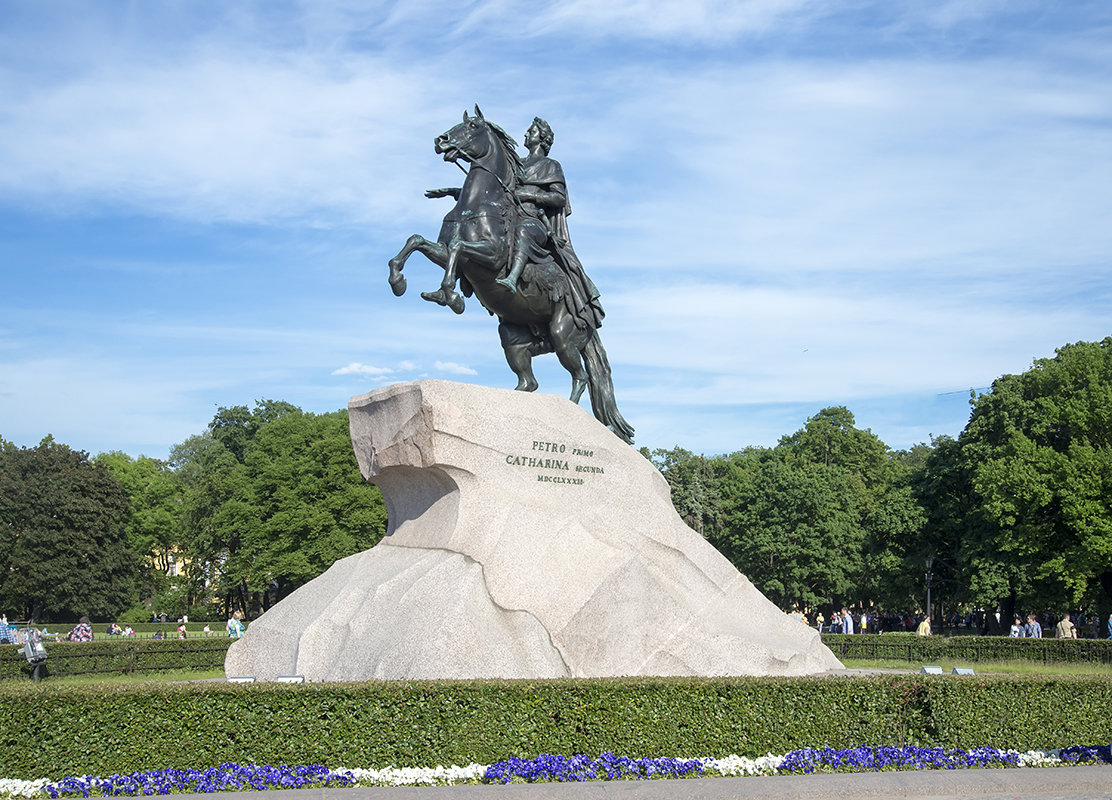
[421,288,465,314]
[388,270,406,296]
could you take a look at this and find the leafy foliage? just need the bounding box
[170,402,388,617]
[648,408,925,611]
[0,638,231,680]
[909,338,1112,619]
[1,676,1110,779]
[0,437,139,621]
[94,452,184,604]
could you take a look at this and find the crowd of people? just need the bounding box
[787,606,1112,639]
[1,610,251,644]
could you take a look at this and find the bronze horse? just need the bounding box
[387,108,634,444]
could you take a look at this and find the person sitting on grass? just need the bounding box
[66,616,93,642]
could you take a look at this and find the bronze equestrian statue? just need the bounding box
[387,107,634,444]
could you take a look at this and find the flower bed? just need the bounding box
[2,744,1109,797]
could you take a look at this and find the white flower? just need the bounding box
[0,777,50,799]
[699,754,784,776]
[1011,749,1063,767]
[334,763,487,786]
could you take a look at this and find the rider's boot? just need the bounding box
[420,287,465,314]
[495,253,527,294]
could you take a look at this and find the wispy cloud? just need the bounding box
[1,0,1109,458]
[434,361,478,376]
[331,363,398,377]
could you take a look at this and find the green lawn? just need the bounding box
[4,668,227,688]
[841,657,1112,676]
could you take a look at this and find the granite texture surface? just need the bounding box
[225,380,841,680]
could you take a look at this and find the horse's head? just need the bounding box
[435,106,521,179]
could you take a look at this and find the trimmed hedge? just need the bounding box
[0,675,1110,779]
[0,638,232,681]
[822,634,1112,665]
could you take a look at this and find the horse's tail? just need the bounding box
[583,330,635,444]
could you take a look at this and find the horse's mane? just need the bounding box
[482,119,524,181]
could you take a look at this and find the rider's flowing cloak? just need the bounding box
[520,155,605,331]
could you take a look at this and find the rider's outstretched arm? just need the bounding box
[425,187,461,199]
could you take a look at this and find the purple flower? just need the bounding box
[42,764,355,797]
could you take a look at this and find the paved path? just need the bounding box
[172,767,1112,800]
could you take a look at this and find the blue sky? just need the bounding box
[2,0,1110,459]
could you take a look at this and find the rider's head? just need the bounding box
[528,117,554,154]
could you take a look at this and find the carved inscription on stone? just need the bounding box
[503,439,606,486]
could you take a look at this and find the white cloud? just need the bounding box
[331,362,396,377]
[456,0,820,42]
[434,361,478,376]
[3,1,1110,458]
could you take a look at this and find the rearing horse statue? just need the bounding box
[387,107,635,444]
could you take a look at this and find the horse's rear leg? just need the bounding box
[549,310,589,403]
[499,321,542,392]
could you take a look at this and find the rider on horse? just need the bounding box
[496,117,604,332]
[424,117,604,333]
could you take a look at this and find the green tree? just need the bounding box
[170,402,388,618]
[959,338,1112,611]
[642,446,726,537]
[0,436,140,621]
[170,430,249,617]
[238,409,388,601]
[712,449,866,609]
[776,407,927,611]
[645,410,928,614]
[778,406,892,486]
[95,452,184,594]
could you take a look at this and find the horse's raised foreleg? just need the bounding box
[388,235,447,296]
[421,238,499,315]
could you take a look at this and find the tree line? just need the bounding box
[646,338,1112,629]
[2,337,1111,626]
[0,403,387,623]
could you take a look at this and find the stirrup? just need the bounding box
[494,276,518,293]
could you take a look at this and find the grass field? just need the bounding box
[2,668,227,687]
[841,657,1112,676]
[8,660,1112,688]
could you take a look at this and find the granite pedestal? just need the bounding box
[225,380,841,680]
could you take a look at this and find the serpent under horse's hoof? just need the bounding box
[421,288,465,314]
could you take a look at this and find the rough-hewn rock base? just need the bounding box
[225,380,841,680]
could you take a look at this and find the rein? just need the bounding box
[455,140,531,218]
